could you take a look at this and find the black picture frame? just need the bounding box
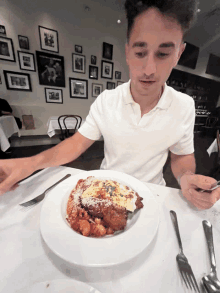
[0,25,6,35]
[18,35,29,50]
[107,81,115,90]
[206,54,220,78]
[45,87,63,104]
[75,45,82,54]
[36,50,65,87]
[92,83,103,97]
[39,26,59,53]
[72,53,86,74]
[177,42,199,70]
[115,71,121,80]
[91,55,97,65]
[89,65,98,80]
[69,78,88,99]
[102,42,113,60]
[0,36,16,62]
[18,51,36,72]
[3,70,32,91]
[101,60,113,79]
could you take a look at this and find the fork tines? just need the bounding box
[177,259,200,292]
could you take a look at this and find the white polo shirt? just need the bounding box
[78,80,195,186]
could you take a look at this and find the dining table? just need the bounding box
[0,115,20,152]
[0,166,220,293]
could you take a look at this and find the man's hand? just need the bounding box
[180,173,220,209]
[0,157,35,195]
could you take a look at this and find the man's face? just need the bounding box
[125,8,185,97]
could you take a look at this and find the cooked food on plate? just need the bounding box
[66,176,144,237]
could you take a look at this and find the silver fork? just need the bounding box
[19,174,71,209]
[202,220,220,293]
[170,210,201,292]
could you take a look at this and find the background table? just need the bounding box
[0,115,20,152]
[47,116,85,137]
[0,166,220,293]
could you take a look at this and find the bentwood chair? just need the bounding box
[63,115,82,138]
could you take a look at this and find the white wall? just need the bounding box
[0,0,129,137]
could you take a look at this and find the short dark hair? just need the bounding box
[124,0,199,42]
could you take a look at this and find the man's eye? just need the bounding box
[135,52,146,58]
[157,53,169,58]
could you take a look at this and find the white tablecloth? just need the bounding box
[47,116,85,137]
[0,166,220,293]
[207,138,218,156]
[0,116,20,152]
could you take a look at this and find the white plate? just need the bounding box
[24,279,101,293]
[40,170,159,267]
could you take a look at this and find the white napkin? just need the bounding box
[207,138,218,156]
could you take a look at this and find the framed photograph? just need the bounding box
[89,65,98,80]
[91,55,97,65]
[102,42,113,60]
[115,71,121,79]
[18,35,29,50]
[117,81,125,86]
[92,83,103,97]
[69,78,88,99]
[107,81,115,90]
[101,60,114,79]
[75,45,82,54]
[39,26,59,53]
[0,25,6,35]
[0,36,15,62]
[45,87,63,104]
[72,53,86,74]
[18,51,36,71]
[3,70,32,91]
[36,51,65,87]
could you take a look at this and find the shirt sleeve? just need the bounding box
[78,95,103,141]
[169,100,195,155]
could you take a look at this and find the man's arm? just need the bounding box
[0,132,95,195]
[170,152,196,183]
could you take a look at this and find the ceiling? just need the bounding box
[84,0,220,57]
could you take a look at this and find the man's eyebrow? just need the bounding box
[132,42,147,48]
[159,42,175,48]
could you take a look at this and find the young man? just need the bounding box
[0,0,219,210]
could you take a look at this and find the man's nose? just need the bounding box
[142,54,156,76]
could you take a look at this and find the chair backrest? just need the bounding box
[63,115,78,138]
[58,115,68,140]
[206,117,218,128]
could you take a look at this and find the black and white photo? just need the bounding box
[69,78,88,99]
[107,81,115,90]
[101,60,113,79]
[75,45,82,54]
[3,70,32,91]
[102,42,113,60]
[0,25,6,35]
[115,71,121,79]
[39,26,59,53]
[18,35,29,50]
[36,51,65,87]
[18,51,36,71]
[92,83,103,97]
[0,36,15,62]
[89,65,98,80]
[45,88,63,104]
[72,53,86,74]
[91,55,97,65]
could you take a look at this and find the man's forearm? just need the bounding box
[170,152,196,184]
[31,132,95,171]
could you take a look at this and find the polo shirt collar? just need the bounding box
[124,79,172,110]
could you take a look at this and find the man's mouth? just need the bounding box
[139,80,156,84]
